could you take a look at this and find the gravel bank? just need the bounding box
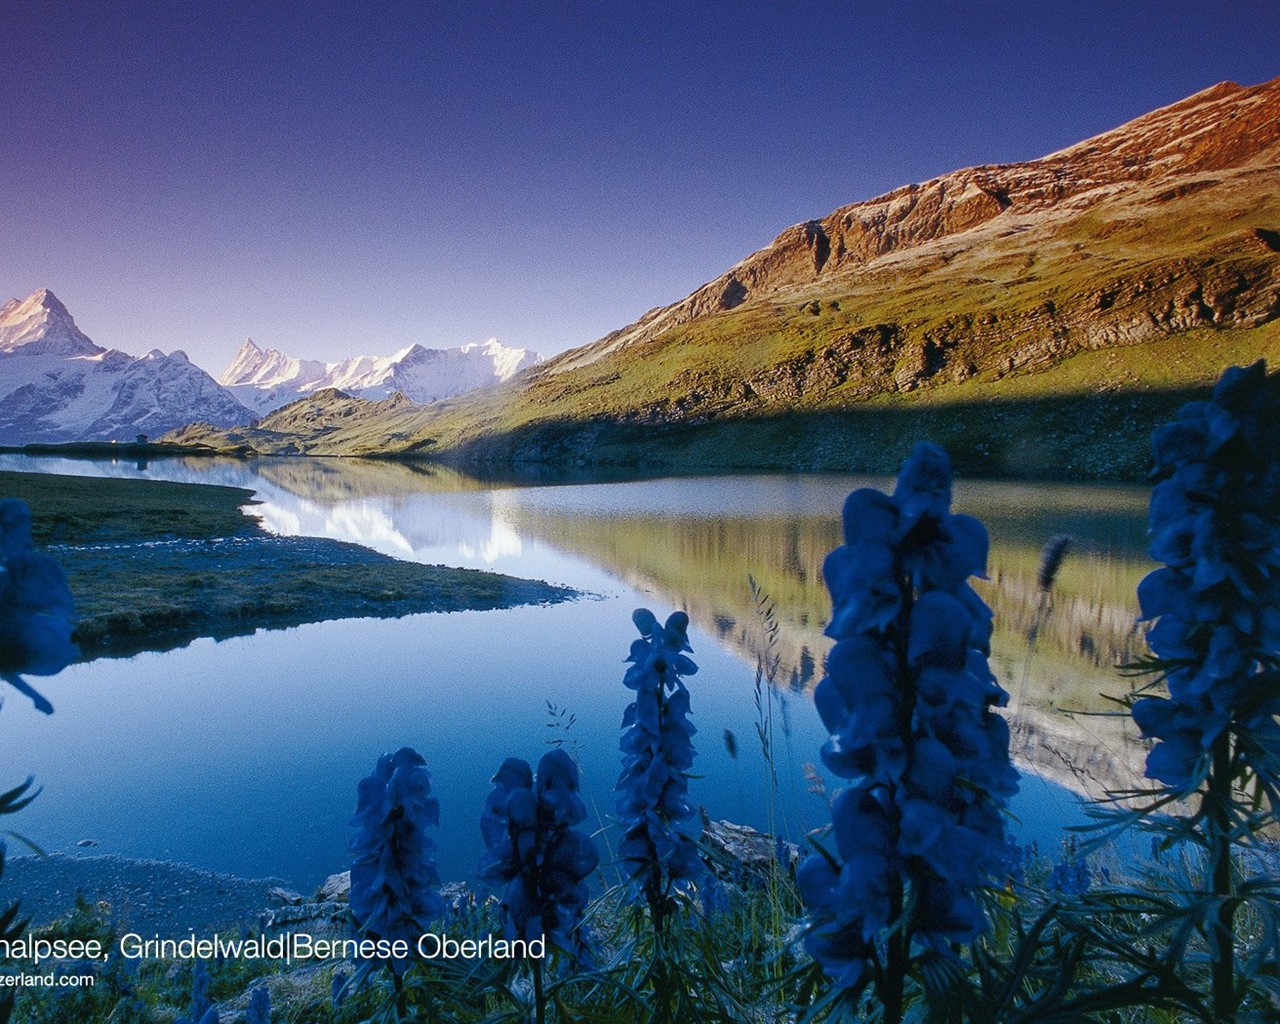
[3,853,313,936]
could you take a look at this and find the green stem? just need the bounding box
[884,870,906,1024]
[394,973,407,1021]
[1207,734,1235,1024]
[646,869,674,1024]
[651,924,674,1024]
[881,571,914,1024]
[532,956,546,1024]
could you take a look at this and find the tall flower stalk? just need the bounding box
[349,747,445,996]
[1127,361,1280,1023]
[0,496,75,1022]
[480,749,599,1024]
[798,442,1018,1023]
[615,608,702,935]
[612,608,706,1024]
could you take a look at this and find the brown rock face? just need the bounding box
[549,76,1280,373]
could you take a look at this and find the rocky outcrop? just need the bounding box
[547,77,1280,374]
[315,870,351,902]
[702,820,801,888]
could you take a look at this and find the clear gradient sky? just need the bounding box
[2,0,1278,372]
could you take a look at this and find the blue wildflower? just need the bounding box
[246,983,271,1024]
[0,498,77,714]
[349,747,445,977]
[173,959,213,1024]
[615,608,703,912]
[479,749,599,964]
[1132,361,1280,796]
[699,873,729,919]
[799,442,1018,993]
[1048,857,1090,896]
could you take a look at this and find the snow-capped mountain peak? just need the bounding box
[462,337,540,380]
[218,337,267,383]
[218,338,329,391]
[1,288,545,438]
[219,336,543,414]
[0,288,102,357]
[0,288,253,443]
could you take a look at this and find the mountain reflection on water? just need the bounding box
[0,454,1157,880]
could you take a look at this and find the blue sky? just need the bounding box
[2,1,1277,370]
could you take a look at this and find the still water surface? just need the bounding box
[0,456,1156,886]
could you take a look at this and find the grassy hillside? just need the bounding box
[163,80,1280,479]
[166,206,1280,479]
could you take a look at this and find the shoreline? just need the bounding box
[0,469,577,663]
[4,436,1159,484]
[4,818,797,939]
[4,853,302,938]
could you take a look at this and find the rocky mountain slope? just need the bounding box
[166,77,1280,477]
[551,78,1280,375]
[0,290,254,443]
[220,337,540,415]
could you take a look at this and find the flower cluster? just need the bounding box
[350,747,445,977]
[246,983,271,1024]
[0,498,77,714]
[798,442,1018,986]
[1048,857,1091,896]
[479,749,599,963]
[174,960,214,1024]
[615,608,703,901]
[1131,361,1280,794]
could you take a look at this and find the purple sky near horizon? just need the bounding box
[2,1,1278,372]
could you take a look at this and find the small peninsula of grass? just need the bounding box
[0,470,575,660]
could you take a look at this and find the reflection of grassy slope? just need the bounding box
[519,512,841,686]
[511,494,1156,790]
[0,471,572,661]
[251,456,697,502]
[253,457,487,502]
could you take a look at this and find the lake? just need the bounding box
[0,455,1156,888]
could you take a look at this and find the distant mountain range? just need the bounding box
[164,76,1280,479]
[0,290,539,443]
[0,289,252,443]
[219,337,539,414]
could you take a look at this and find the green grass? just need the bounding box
[0,470,259,544]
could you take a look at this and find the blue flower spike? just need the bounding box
[616,607,704,914]
[479,749,599,965]
[800,441,1018,993]
[1132,361,1280,793]
[349,747,445,979]
[0,498,78,714]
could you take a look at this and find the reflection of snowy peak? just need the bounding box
[0,289,253,443]
[220,337,541,414]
